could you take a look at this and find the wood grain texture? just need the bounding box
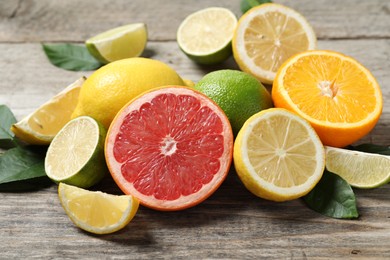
[0,0,389,42]
[0,0,389,259]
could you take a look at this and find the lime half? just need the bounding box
[325,146,390,189]
[45,116,107,188]
[86,23,148,64]
[177,7,237,65]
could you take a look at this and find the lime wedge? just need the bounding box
[45,116,107,188]
[325,146,390,188]
[177,7,237,65]
[58,183,139,235]
[86,23,148,64]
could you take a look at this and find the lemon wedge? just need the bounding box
[58,183,139,235]
[11,77,85,145]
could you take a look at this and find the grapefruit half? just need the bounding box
[105,86,233,211]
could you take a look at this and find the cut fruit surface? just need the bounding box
[325,146,390,189]
[234,108,325,202]
[177,7,237,65]
[105,86,233,211]
[45,116,107,188]
[232,3,317,84]
[58,183,139,235]
[272,50,383,147]
[11,77,85,145]
[86,23,147,64]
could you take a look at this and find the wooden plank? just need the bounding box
[0,175,389,259]
[0,0,389,42]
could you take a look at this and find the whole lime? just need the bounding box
[194,70,273,135]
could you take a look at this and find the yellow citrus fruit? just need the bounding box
[325,146,390,189]
[11,77,85,145]
[272,50,383,147]
[232,3,317,84]
[177,7,237,65]
[86,23,148,64]
[194,69,273,135]
[58,183,139,235]
[71,57,188,128]
[234,108,325,202]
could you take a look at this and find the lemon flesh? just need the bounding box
[234,108,325,201]
[177,7,237,65]
[58,183,139,235]
[86,23,147,64]
[233,3,317,84]
[11,77,85,145]
[45,116,106,188]
[325,146,390,189]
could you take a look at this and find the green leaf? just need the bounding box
[240,0,272,14]
[42,43,103,71]
[349,143,390,155]
[0,146,51,191]
[303,170,359,219]
[0,105,17,149]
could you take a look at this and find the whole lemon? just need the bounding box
[72,57,187,128]
[194,70,273,136]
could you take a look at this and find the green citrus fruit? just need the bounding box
[177,7,237,65]
[45,116,107,188]
[86,23,147,64]
[194,69,273,135]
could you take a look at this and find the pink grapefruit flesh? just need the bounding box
[105,86,233,211]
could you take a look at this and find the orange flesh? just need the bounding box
[113,93,226,201]
[244,11,310,72]
[282,55,378,123]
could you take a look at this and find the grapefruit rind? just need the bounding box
[105,86,233,211]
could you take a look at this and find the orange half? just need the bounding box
[272,50,382,147]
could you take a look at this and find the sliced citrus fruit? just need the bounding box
[232,3,317,84]
[86,23,147,64]
[105,86,233,211]
[272,50,383,147]
[325,146,390,189]
[58,183,139,235]
[11,77,85,145]
[177,7,237,65]
[45,116,107,188]
[234,108,325,202]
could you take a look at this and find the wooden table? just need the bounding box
[1,0,389,258]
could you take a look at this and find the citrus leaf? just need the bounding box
[0,146,49,188]
[240,0,272,14]
[42,43,103,71]
[303,170,359,219]
[0,105,17,149]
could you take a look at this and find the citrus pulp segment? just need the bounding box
[232,3,317,84]
[86,23,147,64]
[325,146,390,189]
[45,116,107,188]
[194,69,273,136]
[177,7,237,65]
[11,77,85,145]
[234,108,325,202]
[58,183,139,235]
[71,57,187,129]
[272,50,383,147]
[105,86,233,211]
